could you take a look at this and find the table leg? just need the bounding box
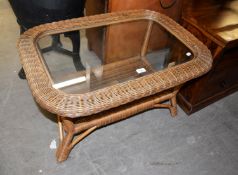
[170,86,181,117]
[56,117,75,162]
[169,94,177,117]
[56,117,97,162]
[55,90,180,162]
[57,115,64,142]
[154,87,179,117]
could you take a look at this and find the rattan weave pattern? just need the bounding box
[17,10,212,118]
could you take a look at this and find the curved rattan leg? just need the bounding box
[153,90,178,117]
[169,86,181,117]
[56,117,97,162]
[56,118,74,162]
[57,116,64,142]
[56,128,97,162]
[169,95,177,117]
[56,132,74,162]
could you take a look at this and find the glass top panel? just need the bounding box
[38,20,193,94]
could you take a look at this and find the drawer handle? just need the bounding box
[160,0,177,9]
[220,80,227,88]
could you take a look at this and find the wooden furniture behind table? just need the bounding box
[85,0,182,63]
[177,0,238,114]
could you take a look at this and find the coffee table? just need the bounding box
[17,10,212,162]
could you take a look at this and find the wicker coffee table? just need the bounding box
[17,10,212,162]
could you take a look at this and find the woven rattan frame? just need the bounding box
[17,10,212,118]
[17,10,212,162]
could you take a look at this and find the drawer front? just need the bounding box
[200,48,238,100]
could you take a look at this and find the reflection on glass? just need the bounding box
[37,21,193,94]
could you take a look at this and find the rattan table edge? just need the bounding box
[17,9,212,118]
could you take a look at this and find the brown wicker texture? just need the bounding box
[17,10,212,162]
[56,89,179,162]
[17,10,212,118]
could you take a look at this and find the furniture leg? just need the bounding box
[18,67,26,79]
[64,31,84,71]
[169,87,181,117]
[154,88,179,117]
[169,94,177,117]
[55,90,182,162]
[153,99,177,117]
[56,131,74,162]
[56,117,75,162]
[57,115,64,142]
[19,35,62,79]
[29,31,83,80]
[56,117,97,162]
[41,35,62,53]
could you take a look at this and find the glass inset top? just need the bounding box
[38,20,193,94]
